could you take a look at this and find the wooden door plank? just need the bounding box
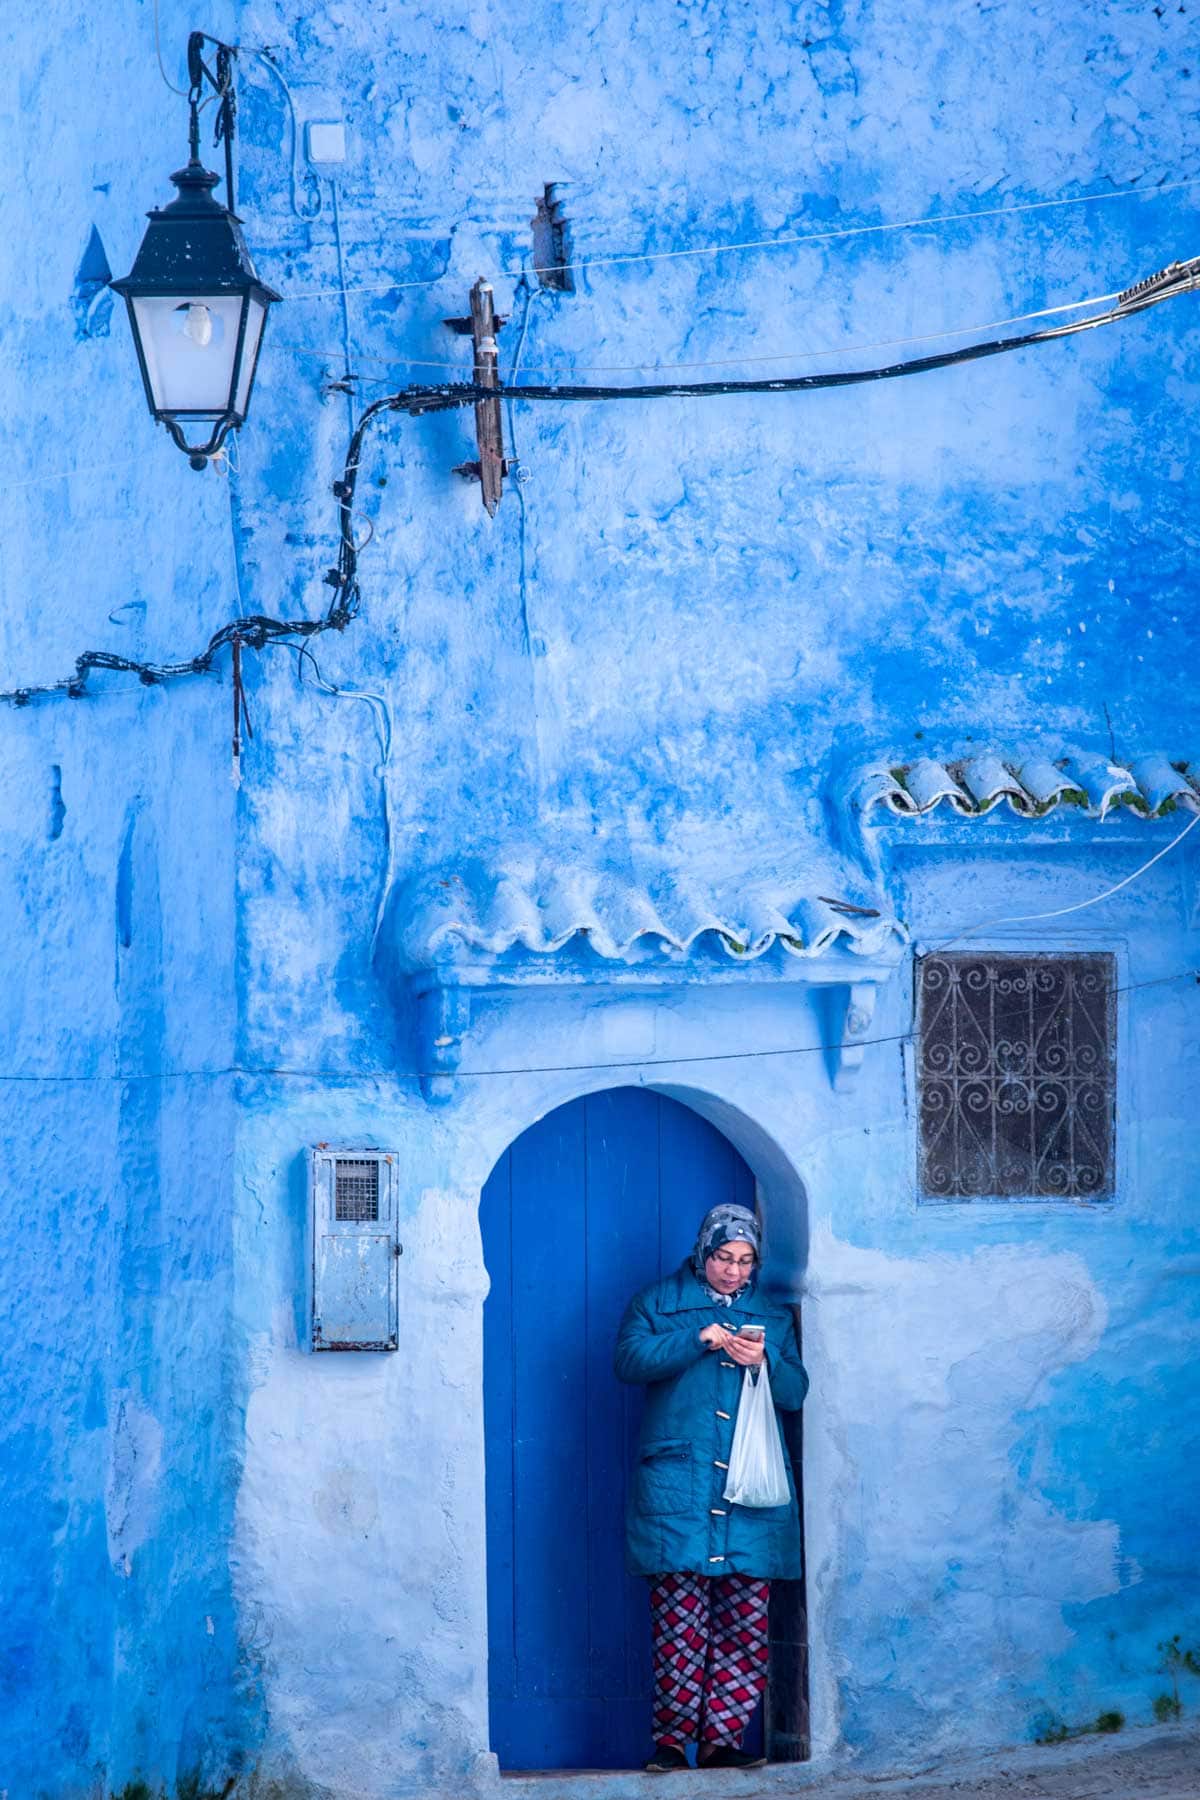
[482,1148,516,1705]
[659,1100,740,1235]
[584,1087,660,1728]
[510,1103,588,1704]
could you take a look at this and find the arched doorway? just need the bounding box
[480,1086,807,1771]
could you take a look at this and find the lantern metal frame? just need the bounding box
[111,34,281,469]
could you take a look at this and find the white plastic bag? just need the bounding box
[723,1364,790,1508]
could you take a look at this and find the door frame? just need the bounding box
[477,1082,812,1770]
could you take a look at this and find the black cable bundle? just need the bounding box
[4,255,1197,709]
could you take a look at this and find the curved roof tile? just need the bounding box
[855,751,1200,821]
[389,864,907,969]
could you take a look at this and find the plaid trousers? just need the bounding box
[649,1571,771,1748]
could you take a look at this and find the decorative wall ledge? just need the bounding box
[381,861,908,1102]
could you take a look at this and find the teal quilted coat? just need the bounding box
[614,1263,808,1579]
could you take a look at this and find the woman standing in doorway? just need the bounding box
[614,1203,808,1773]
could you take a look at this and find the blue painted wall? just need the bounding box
[3,0,1199,1794]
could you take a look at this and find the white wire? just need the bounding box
[278,642,397,949]
[292,645,392,765]
[280,176,1200,304]
[271,285,1124,380]
[935,810,1200,948]
[152,0,190,95]
[3,455,147,495]
[247,53,322,221]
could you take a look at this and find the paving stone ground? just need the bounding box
[500,1723,1199,1800]
[784,1724,1200,1800]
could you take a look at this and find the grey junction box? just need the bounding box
[309,1148,401,1351]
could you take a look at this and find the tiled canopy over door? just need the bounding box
[480,1086,806,1771]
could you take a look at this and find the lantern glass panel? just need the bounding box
[131,293,244,415]
[234,296,268,418]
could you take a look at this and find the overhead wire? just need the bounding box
[246,51,322,221]
[4,287,1129,502]
[279,175,1200,305]
[151,0,190,96]
[321,263,1200,425]
[4,454,148,495]
[0,963,1194,1087]
[271,286,1124,381]
[933,810,1200,947]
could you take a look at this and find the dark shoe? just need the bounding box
[698,1745,768,1769]
[645,1743,690,1772]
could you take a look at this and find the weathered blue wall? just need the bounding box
[1,6,252,1793]
[3,0,1200,1794]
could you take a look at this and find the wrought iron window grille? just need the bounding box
[916,952,1116,1201]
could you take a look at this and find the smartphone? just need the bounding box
[735,1324,765,1341]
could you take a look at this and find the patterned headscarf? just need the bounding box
[691,1203,762,1305]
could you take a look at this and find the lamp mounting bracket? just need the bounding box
[185,31,240,210]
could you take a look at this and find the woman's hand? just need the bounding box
[699,1323,735,1351]
[726,1332,765,1367]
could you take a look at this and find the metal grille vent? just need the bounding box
[335,1158,380,1222]
[917,952,1116,1200]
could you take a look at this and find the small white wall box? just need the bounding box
[310,1148,400,1351]
[305,121,347,165]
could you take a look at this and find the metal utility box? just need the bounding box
[309,1148,400,1351]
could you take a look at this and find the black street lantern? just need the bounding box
[111,36,280,469]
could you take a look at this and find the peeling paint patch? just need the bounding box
[105,1395,162,1572]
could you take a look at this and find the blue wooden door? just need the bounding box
[481,1086,756,1771]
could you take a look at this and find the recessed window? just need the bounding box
[916,952,1116,1201]
[531,184,574,292]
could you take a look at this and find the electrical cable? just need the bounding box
[933,809,1200,948]
[152,0,190,95]
[247,51,322,221]
[6,286,1126,502]
[4,454,147,495]
[360,270,1200,421]
[503,275,543,663]
[279,175,1200,304]
[0,963,1194,1087]
[0,605,359,706]
[329,179,358,436]
[271,286,1125,379]
[280,638,397,951]
[517,177,1200,285]
[3,249,1196,707]
[0,275,1175,498]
